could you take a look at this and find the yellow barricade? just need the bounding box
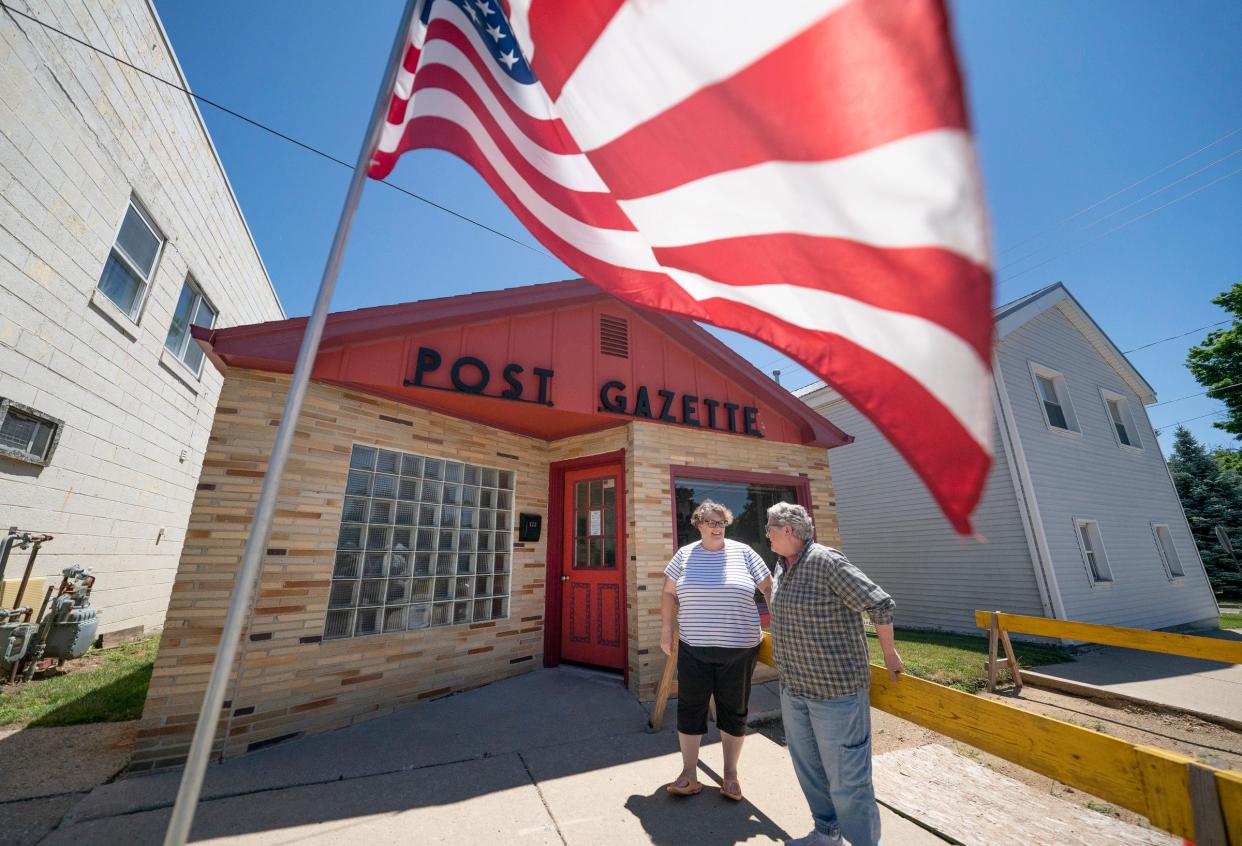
[974,609,1242,665]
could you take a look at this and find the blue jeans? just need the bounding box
[781,688,881,846]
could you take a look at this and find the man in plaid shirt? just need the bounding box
[766,502,903,846]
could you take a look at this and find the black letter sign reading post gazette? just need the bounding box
[405,347,762,438]
[598,380,762,437]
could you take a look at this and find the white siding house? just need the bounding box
[800,284,1219,633]
[1,0,284,636]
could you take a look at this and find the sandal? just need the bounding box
[666,777,703,796]
[720,776,743,801]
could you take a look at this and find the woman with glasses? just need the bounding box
[660,499,773,802]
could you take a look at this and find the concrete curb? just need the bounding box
[1022,670,1242,733]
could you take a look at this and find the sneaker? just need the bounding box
[785,830,844,846]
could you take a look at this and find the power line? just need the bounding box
[996,125,1242,258]
[997,164,1242,289]
[1153,409,1229,433]
[996,145,1242,273]
[0,2,553,259]
[1150,381,1242,408]
[1124,318,1233,353]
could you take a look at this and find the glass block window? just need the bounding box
[324,445,515,639]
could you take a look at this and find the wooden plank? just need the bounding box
[867,666,1189,836]
[1000,627,1024,691]
[646,623,678,733]
[97,624,146,649]
[973,610,1242,665]
[1216,768,1242,846]
[757,627,774,668]
[872,744,1180,846]
[987,612,1000,693]
[1134,744,1194,838]
[1187,763,1228,846]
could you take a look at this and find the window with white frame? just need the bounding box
[97,200,164,319]
[0,398,62,467]
[1074,518,1113,583]
[1150,523,1184,578]
[164,279,218,374]
[325,445,515,640]
[1031,364,1078,432]
[1101,389,1140,449]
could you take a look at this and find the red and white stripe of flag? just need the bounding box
[369,0,994,534]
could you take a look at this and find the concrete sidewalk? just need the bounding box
[41,666,945,845]
[1027,627,1242,729]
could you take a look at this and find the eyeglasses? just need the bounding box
[764,524,785,534]
[701,520,727,529]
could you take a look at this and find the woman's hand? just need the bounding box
[660,628,673,656]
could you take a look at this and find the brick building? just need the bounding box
[133,280,847,768]
[0,0,284,636]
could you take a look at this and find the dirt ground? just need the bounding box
[759,681,1241,834]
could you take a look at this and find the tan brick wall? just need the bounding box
[133,369,835,768]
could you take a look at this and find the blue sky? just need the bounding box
[151,0,1242,455]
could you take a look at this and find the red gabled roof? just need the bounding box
[195,279,850,448]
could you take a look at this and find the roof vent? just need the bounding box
[600,314,629,359]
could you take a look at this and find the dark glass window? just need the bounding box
[673,476,802,575]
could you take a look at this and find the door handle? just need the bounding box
[561,575,570,582]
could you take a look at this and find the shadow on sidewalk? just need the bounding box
[46,666,799,844]
[624,761,790,846]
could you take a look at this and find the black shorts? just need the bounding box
[676,640,760,737]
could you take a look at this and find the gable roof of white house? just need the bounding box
[796,283,1157,406]
[993,283,1155,403]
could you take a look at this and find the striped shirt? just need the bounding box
[665,539,770,649]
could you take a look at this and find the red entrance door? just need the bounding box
[559,464,626,669]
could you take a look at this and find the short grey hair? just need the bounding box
[767,502,814,540]
[691,500,733,527]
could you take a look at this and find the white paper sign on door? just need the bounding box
[589,509,602,535]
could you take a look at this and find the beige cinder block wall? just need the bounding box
[133,369,837,768]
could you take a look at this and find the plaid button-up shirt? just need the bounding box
[770,542,895,700]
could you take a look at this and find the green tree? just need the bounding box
[1167,426,1242,599]
[1214,446,1242,475]
[1186,281,1242,438]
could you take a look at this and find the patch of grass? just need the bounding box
[0,635,160,727]
[1220,612,1242,630]
[866,628,1072,694]
[1086,800,1118,817]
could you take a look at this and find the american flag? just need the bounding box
[369,0,994,534]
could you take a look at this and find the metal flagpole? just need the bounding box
[163,1,421,842]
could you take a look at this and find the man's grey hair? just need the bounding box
[767,502,814,541]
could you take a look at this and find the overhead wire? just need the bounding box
[996,125,1242,258]
[996,164,1242,289]
[1124,318,1233,353]
[1152,409,1229,433]
[0,2,553,259]
[996,145,1242,273]
[1150,381,1242,408]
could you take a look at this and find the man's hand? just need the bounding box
[882,648,904,683]
[660,629,673,656]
